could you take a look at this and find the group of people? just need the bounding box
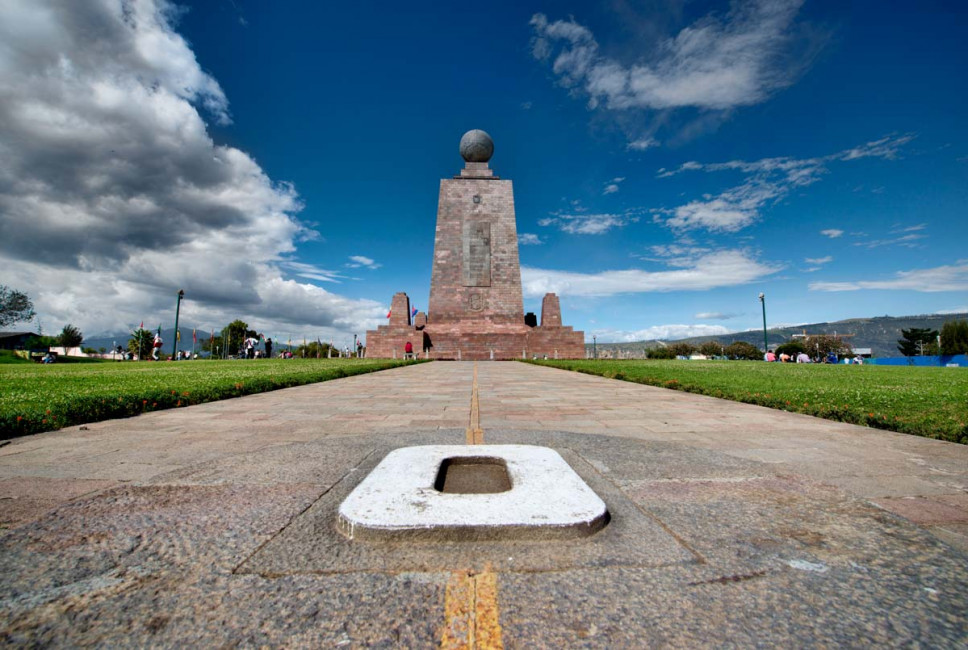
[240,337,272,359]
[764,350,814,363]
[764,350,864,364]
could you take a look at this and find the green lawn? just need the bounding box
[529,359,968,444]
[1,358,419,439]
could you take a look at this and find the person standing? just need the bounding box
[265,337,273,359]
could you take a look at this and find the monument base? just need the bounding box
[365,321,584,360]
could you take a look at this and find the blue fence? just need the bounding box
[866,354,967,367]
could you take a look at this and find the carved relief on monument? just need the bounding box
[462,221,491,287]
[468,292,485,312]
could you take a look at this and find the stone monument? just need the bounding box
[365,130,584,360]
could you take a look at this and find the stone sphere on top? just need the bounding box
[459,129,494,163]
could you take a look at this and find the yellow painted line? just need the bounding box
[441,569,504,649]
[466,362,484,444]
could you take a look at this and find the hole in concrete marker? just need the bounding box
[434,457,511,494]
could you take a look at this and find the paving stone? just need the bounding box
[0,361,966,646]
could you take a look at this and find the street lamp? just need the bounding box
[171,289,184,360]
[758,292,768,358]
[593,334,597,359]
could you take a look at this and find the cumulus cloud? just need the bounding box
[809,262,968,292]
[521,249,781,297]
[592,324,732,343]
[518,233,543,246]
[820,229,843,238]
[530,1,808,112]
[652,135,914,233]
[0,1,385,338]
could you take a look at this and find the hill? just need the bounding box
[591,313,968,358]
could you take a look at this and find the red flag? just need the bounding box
[140,321,144,329]
[386,309,391,319]
[192,328,197,343]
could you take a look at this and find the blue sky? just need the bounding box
[1,0,966,346]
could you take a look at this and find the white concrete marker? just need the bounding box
[338,445,608,541]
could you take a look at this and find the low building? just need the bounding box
[0,331,40,350]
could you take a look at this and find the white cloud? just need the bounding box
[854,233,926,249]
[531,1,807,112]
[0,1,385,338]
[602,176,625,195]
[820,229,844,238]
[839,135,915,161]
[539,212,639,235]
[628,137,659,151]
[522,249,781,297]
[936,306,968,315]
[804,256,832,265]
[518,233,543,246]
[592,324,732,343]
[694,312,738,320]
[809,262,968,293]
[282,261,345,283]
[652,135,913,233]
[345,255,381,269]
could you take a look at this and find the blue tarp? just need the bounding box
[866,354,967,367]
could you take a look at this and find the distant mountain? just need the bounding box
[589,313,968,358]
[83,327,211,353]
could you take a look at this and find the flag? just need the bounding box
[411,306,418,318]
[386,309,391,319]
[176,330,180,342]
[210,329,214,342]
[140,321,144,330]
[192,328,197,343]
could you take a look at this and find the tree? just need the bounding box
[0,285,35,328]
[128,328,153,359]
[668,342,696,358]
[698,341,724,357]
[940,320,968,355]
[724,341,762,360]
[897,327,938,356]
[803,335,852,360]
[24,334,56,350]
[221,320,257,357]
[58,324,83,349]
[646,347,675,359]
[775,341,806,357]
[295,340,334,358]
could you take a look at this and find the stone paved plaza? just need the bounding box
[1,362,967,647]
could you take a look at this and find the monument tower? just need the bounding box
[365,130,584,360]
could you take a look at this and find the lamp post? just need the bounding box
[593,334,597,359]
[758,292,768,358]
[171,289,184,360]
